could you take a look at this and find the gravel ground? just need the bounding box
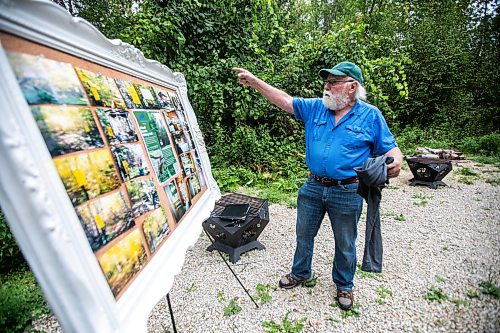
[35,161,500,332]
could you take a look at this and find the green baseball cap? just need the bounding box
[318,61,363,84]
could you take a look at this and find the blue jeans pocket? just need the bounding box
[339,182,358,192]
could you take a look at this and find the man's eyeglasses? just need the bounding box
[323,79,355,88]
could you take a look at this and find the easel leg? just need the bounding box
[166,293,178,333]
[203,229,259,309]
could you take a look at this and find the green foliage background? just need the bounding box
[1,210,50,333]
[1,1,499,330]
[0,210,25,273]
[60,0,498,188]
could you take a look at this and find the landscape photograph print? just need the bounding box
[31,105,104,157]
[133,83,159,109]
[141,208,170,254]
[193,154,206,188]
[75,67,126,109]
[168,90,183,112]
[197,170,206,189]
[95,108,138,145]
[180,152,196,176]
[76,189,135,252]
[53,149,120,206]
[111,144,150,181]
[175,175,191,212]
[164,181,187,223]
[154,87,175,110]
[125,178,160,218]
[115,79,144,109]
[6,51,87,105]
[97,229,148,298]
[162,109,196,159]
[172,133,193,155]
[163,108,190,133]
[187,174,201,198]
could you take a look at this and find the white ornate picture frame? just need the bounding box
[0,1,220,332]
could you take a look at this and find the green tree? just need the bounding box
[396,0,499,140]
[53,0,499,170]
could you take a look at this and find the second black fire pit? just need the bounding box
[406,157,453,189]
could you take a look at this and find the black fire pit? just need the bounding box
[202,193,269,263]
[406,157,452,189]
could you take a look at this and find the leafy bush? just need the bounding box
[0,213,48,333]
[394,127,457,156]
[0,209,26,274]
[394,128,500,159]
[0,269,50,333]
[467,155,500,165]
[212,163,307,208]
[459,133,500,157]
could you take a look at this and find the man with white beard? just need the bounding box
[232,62,402,310]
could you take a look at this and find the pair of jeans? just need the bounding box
[290,176,363,291]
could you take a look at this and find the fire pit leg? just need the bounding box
[207,240,266,264]
[409,179,447,189]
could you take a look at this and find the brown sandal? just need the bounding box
[337,290,354,310]
[278,273,313,289]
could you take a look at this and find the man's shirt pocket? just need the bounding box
[344,124,371,149]
[312,119,327,141]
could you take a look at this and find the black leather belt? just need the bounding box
[310,173,359,186]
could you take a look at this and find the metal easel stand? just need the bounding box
[165,293,178,333]
[204,229,260,309]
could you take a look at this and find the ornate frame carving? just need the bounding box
[0,1,220,332]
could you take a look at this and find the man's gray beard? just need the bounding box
[322,91,349,111]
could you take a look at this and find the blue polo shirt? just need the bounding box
[293,97,397,179]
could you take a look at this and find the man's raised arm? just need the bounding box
[232,67,293,115]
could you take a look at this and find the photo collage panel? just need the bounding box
[6,50,207,299]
